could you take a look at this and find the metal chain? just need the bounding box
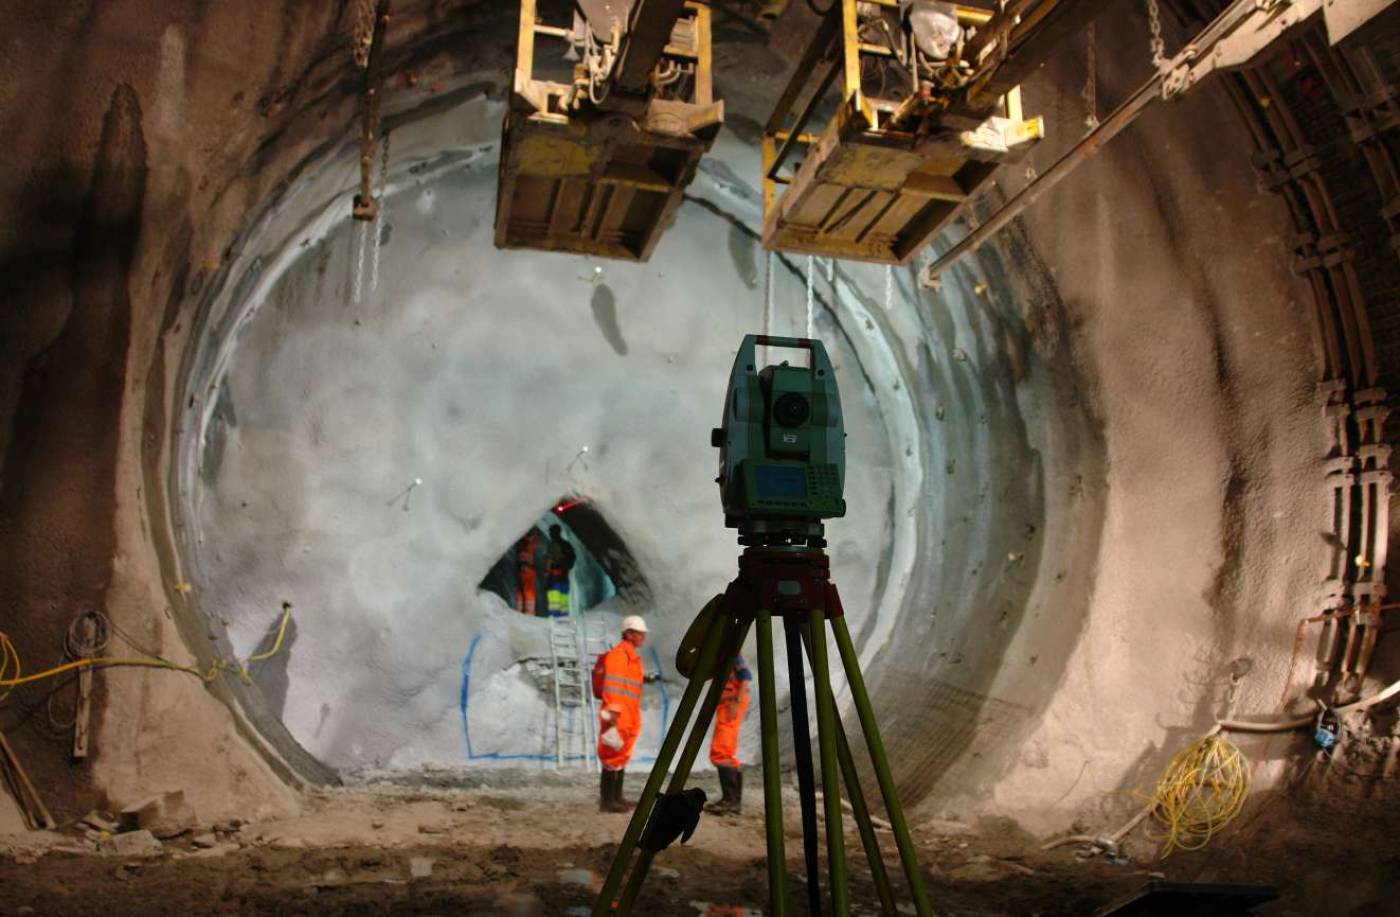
[379,126,391,195]
[805,256,815,338]
[1145,0,1167,69]
[1082,23,1099,130]
[762,250,774,361]
[351,220,368,305]
[884,264,894,312]
[367,128,390,296]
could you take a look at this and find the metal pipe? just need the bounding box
[354,0,391,221]
[922,73,1162,280]
[769,57,842,181]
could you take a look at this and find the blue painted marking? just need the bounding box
[649,645,671,736]
[459,631,668,765]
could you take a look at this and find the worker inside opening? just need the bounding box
[478,509,616,617]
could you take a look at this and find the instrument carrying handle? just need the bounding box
[754,335,813,350]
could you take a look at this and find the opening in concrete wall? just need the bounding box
[476,497,635,616]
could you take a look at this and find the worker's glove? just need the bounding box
[601,727,624,751]
[644,671,662,684]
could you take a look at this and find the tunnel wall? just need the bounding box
[891,3,1330,832]
[0,0,511,823]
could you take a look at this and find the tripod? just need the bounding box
[591,540,934,916]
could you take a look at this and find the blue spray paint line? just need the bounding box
[460,632,568,762]
[649,645,671,735]
[458,631,668,764]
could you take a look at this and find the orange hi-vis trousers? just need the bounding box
[597,641,644,771]
[709,672,750,769]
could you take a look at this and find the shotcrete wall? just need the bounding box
[0,0,1342,836]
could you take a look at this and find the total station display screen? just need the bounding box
[755,465,807,499]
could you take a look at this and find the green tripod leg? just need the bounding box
[613,617,753,915]
[756,610,789,917]
[834,716,899,916]
[591,604,731,917]
[800,621,898,917]
[807,609,850,914]
[829,615,935,917]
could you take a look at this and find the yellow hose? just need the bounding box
[0,626,20,704]
[1144,731,1250,858]
[0,602,294,692]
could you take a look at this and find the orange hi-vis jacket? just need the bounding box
[597,640,645,771]
[709,669,751,769]
[515,535,539,614]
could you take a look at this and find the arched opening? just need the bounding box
[476,497,635,616]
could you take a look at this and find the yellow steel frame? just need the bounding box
[495,0,722,261]
[761,0,1048,265]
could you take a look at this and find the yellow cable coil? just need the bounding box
[0,602,294,693]
[1145,730,1250,858]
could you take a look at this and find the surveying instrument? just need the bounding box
[592,335,933,916]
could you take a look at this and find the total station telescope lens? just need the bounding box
[773,392,811,428]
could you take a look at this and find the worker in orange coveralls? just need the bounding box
[597,615,655,812]
[707,655,752,814]
[514,530,541,615]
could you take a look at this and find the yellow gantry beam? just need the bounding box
[495,1,724,261]
[761,0,1107,265]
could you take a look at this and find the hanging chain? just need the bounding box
[351,220,368,305]
[805,256,815,339]
[1145,0,1167,70]
[379,126,391,193]
[884,264,894,312]
[1082,23,1099,130]
[367,128,390,296]
[762,250,774,362]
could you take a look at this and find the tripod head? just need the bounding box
[711,335,846,547]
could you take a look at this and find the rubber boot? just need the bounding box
[708,766,742,814]
[601,770,633,813]
[728,767,743,814]
[612,769,636,812]
[599,769,614,813]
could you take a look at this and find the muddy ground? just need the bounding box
[0,772,1394,916]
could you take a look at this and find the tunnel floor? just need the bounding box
[2,776,1392,916]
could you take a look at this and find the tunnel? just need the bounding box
[1,1,1398,915]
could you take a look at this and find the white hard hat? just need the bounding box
[621,615,648,634]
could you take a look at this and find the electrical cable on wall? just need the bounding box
[0,602,296,693]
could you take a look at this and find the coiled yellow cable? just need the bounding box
[0,602,293,694]
[1145,730,1251,858]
